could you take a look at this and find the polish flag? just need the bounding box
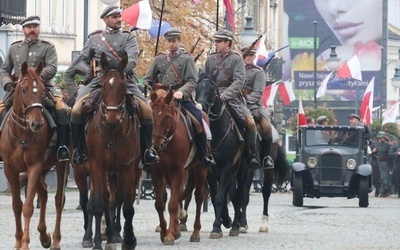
[382,100,399,126]
[253,34,275,68]
[122,0,152,30]
[316,71,334,98]
[336,55,362,81]
[298,97,307,127]
[278,80,296,106]
[360,77,375,125]
[223,0,236,31]
[261,80,279,107]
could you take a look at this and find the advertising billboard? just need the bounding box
[282,0,383,102]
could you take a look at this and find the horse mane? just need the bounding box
[150,89,175,110]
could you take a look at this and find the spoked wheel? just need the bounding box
[358,176,369,208]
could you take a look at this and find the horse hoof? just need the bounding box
[81,239,93,248]
[259,226,269,233]
[179,223,187,232]
[239,226,248,233]
[163,236,174,245]
[41,233,52,248]
[50,246,61,250]
[155,225,161,232]
[209,232,223,239]
[229,229,239,236]
[190,234,200,242]
[105,243,117,250]
[121,240,137,250]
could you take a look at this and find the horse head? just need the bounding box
[99,52,128,129]
[150,89,178,151]
[195,73,223,119]
[13,61,45,132]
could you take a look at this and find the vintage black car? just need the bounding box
[291,125,372,207]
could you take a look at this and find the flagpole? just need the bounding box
[216,0,219,31]
[154,0,166,57]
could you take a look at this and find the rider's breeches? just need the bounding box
[258,116,272,139]
[182,100,203,134]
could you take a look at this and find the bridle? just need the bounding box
[196,79,225,121]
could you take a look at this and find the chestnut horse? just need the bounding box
[0,61,69,250]
[84,52,141,250]
[149,89,207,244]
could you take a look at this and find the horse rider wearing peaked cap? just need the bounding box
[65,4,159,167]
[0,14,71,162]
[163,28,182,39]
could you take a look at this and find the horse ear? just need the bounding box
[165,90,174,104]
[120,52,128,69]
[150,92,158,103]
[36,61,44,75]
[100,52,108,70]
[21,62,28,74]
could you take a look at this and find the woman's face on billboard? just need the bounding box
[313,0,382,45]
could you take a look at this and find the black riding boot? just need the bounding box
[196,133,216,169]
[71,123,87,165]
[56,124,70,161]
[140,124,160,166]
[248,144,261,169]
[261,138,274,168]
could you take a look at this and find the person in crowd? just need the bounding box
[388,135,400,197]
[370,131,391,197]
[307,116,316,125]
[0,15,70,161]
[64,5,159,166]
[143,28,215,169]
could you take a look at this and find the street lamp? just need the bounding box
[313,20,341,108]
[390,49,400,89]
[240,16,259,47]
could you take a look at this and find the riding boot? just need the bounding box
[261,138,274,168]
[71,123,87,165]
[195,133,216,169]
[247,144,261,169]
[82,88,101,114]
[140,124,160,166]
[56,124,70,161]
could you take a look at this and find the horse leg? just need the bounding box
[50,161,68,250]
[229,166,248,237]
[21,167,42,249]
[4,167,24,249]
[152,173,168,243]
[190,164,206,242]
[260,168,274,233]
[36,177,51,248]
[120,170,137,250]
[239,168,254,234]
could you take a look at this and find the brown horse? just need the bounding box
[149,89,207,244]
[0,61,69,250]
[84,52,141,250]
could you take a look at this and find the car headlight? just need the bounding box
[307,157,317,168]
[347,159,356,169]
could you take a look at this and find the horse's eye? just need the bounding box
[21,88,26,94]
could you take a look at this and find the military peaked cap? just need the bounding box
[241,46,257,55]
[20,16,40,27]
[316,115,329,124]
[376,131,386,138]
[100,5,122,19]
[214,29,233,41]
[164,28,181,39]
[348,114,360,120]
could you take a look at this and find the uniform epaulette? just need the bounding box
[209,51,218,55]
[123,30,133,34]
[10,40,22,45]
[157,52,166,56]
[40,39,53,45]
[231,51,241,56]
[88,30,103,37]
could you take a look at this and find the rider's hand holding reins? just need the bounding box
[173,90,183,100]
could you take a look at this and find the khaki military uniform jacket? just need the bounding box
[143,51,197,99]
[0,39,58,88]
[243,63,264,110]
[203,51,245,102]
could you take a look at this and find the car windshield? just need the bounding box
[305,128,360,148]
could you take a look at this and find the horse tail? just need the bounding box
[273,144,290,187]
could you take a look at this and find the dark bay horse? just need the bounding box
[83,52,141,250]
[0,61,69,250]
[149,89,207,244]
[195,75,249,239]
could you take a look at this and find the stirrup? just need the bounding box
[57,145,70,161]
[143,148,160,165]
[263,155,274,169]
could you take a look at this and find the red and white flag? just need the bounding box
[360,77,375,125]
[278,80,296,106]
[298,97,307,127]
[336,55,362,81]
[382,100,399,126]
[122,0,152,30]
[261,80,279,107]
[223,0,235,31]
[316,71,334,98]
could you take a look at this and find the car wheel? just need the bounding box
[358,176,369,207]
[292,172,303,207]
